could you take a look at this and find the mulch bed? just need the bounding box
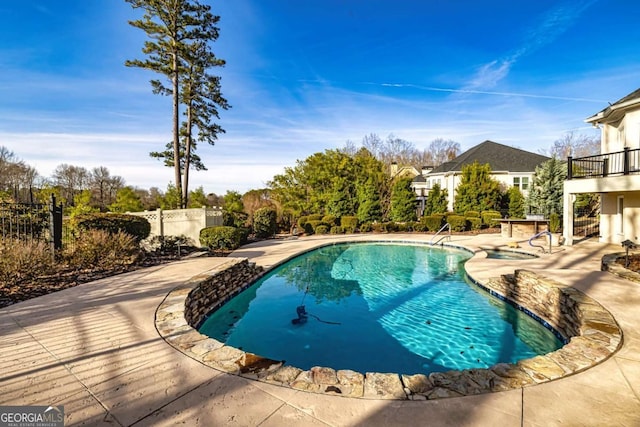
[0,248,211,309]
[616,254,640,274]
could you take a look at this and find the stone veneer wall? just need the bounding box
[156,261,622,401]
[183,258,265,328]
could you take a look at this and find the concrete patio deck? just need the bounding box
[1,233,639,426]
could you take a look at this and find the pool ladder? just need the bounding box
[430,223,451,246]
[528,230,552,253]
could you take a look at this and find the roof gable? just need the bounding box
[586,88,640,124]
[428,140,550,174]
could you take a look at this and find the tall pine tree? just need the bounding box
[126,0,228,208]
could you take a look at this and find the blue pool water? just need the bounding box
[199,243,563,375]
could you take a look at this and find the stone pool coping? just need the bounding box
[155,242,623,400]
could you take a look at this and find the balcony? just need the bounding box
[568,147,640,180]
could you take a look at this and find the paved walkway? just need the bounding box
[0,234,639,426]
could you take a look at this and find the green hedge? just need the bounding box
[340,216,358,233]
[330,226,345,234]
[465,210,480,218]
[322,215,338,227]
[73,213,150,242]
[199,226,243,251]
[448,215,468,232]
[467,217,482,230]
[422,215,444,232]
[481,210,502,226]
[315,225,329,234]
[307,214,323,221]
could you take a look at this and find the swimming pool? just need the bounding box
[198,243,562,375]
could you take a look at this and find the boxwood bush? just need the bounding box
[448,215,468,232]
[330,226,345,234]
[199,226,243,252]
[340,216,358,233]
[467,217,482,230]
[322,215,338,227]
[422,215,444,232]
[315,224,329,234]
[481,210,502,227]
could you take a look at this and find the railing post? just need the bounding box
[49,194,63,253]
[602,158,609,177]
[567,156,573,180]
[623,147,630,175]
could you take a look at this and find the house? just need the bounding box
[563,88,640,246]
[412,140,550,213]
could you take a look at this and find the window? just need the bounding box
[513,177,529,191]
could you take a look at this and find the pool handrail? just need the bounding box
[529,230,552,253]
[430,223,451,245]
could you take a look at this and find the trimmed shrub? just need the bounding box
[481,210,502,227]
[307,220,322,233]
[423,215,444,232]
[297,216,308,229]
[253,207,277,238]
[0,239,55,285]
[360,222,373,232]
[307,214,323,221]
[315,225,329,234]
[413,220,428,232]
[340,216,358,233]
[66,229,140,269]
[73,213,150,242]
[199,226,242,252]
[322,215,338,227]
[448,215,468,232]
[465,210,480,218]
[467,217,482,230]
[330,226,345,234]
[384,222,399,232]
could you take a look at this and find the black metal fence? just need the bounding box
[568,147,640,179]
[0,196,64,253]
[573,207,599,238]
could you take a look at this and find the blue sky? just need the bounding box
[1,1,639,195]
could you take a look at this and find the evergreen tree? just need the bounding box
[328,178,355,218]
[390,177,417,222]
[526,158,566,217]
[126,0,228,208]
[357,178,382,224]
[109,187,145,213]
[424,183,448,215]
[507,186,525,218]
[453,162,503,214]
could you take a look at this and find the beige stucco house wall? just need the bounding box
[563,88,640,245]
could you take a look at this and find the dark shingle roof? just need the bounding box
[429,140,550,174]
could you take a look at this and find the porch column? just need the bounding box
[563,188,574,246]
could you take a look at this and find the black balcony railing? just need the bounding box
[568,147,640,180]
